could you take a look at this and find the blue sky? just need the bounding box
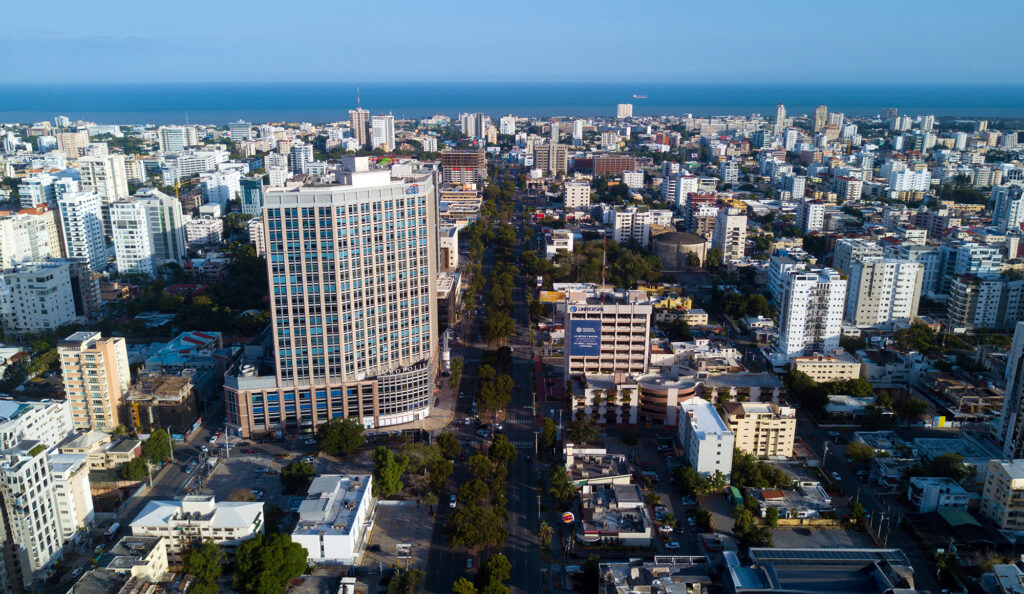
[4,0,1023,84]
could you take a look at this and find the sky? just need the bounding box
[4,0,1024,84]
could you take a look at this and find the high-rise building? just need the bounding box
[440,150,487,184]
[55,130,89,157]
[796,199,825,234]
[783,128,799,151]
[832,238,883,276]
[563,288,651,378]
[348,108,370,147]
[834,176,863,202]
[370,114,395,151]
[199,169,241,208]
[719,160,740,184]
[778,267,846,358]
[992,183,1024,232]
[712,207,746,262]
[773,103,787,136]
[459,112,489,139]
[616,104,633,119]
[844,258,922,328]
[58,331,130,431]
[499,116,516,136]
[723,401,796,458]
[573,119,585,141]
[290,143,314,175]
[780,174,806,199]
[0,209,62,269]
[0,441,65,589]
[564,181,591,210]
[227,120,253,140]
[946,274,1024,331]
[611,205,653,248]
[532,143,568,175]
[677,397,733,478]
[111,190,186,277]
[240,176,265,216]
[1001,323,1024,457]
[79,154,130,232]
[888,168,931,193]
[223,163,438,437]
[157,126,198,153]
[813,105,828,133]
[0,261,86,333]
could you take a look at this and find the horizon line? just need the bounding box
[3,80,1024,87]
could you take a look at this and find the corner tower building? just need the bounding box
[225,159,438,437]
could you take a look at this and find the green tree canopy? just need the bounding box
[429,458,453,492]
[315,417,364,456]
[120,457,149,481]
[437,432,462,459]
[183,538,223,594]
[232,533,308,594]
[488,434,517,466]
[539,418,557,450]
[548,465,577,504]
[845,441,876,462]
[372,446,408,498]
[452,578,478,594]
[141,429,173,463]
[280,461,317,493]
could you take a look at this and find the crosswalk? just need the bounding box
[511,440,534,449]
[505,418,533,424]
[457,438,535,449]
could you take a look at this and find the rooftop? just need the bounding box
[293,474,371,537]
[680,397,731,438]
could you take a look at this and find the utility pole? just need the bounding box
[167,426,174,464]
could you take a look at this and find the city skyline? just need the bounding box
[4,0,1024,84]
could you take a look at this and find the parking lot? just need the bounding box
[362,502,434,572]
[772,525,874,548]
[201,455,293,509]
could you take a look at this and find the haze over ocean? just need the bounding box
[2,82,1022,124]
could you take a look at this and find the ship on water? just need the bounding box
[633,94,648,99]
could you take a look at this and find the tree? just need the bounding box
[644,491,661,506]
[458,479,491,506]
[280,461,316,493]
[661,513,677,529]
[765,507,779,528]
[477,554,511,594]
[446,505,508,549]
[372,446,408,498]
[548,465,577,504]
[452,578,478,594]
[429,459,453,492]
[706,248,722,271]
[695,509,712,530]
[437,432,462,459]
[898,398,928,420]
[228,488,258,502]
[686,251,701,268]
[315,417,364,456]
[387,568,424,594]
[467,453,494,481]
[449,358,463,390]
[845,441,876,462]
[567,416,598,444]
[847,501,867,530]
[422,491,439,509]
[233,533,308,594]
[120,457,149,480]
[488,434,517,466]
[539,418,557,450]
[141,429,173,463]
[183,539,223,594]
[537,521,554,550]
[401,442,442,475]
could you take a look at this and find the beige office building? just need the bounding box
[723,401,797,458]
[58,331,130,431]
[533,143,568,175]
[981,459,1024,531]
[563,288,652,378]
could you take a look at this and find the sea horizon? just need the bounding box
[2,82,1023,125]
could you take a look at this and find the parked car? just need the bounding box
[241,448,257,454]
[450,495,457,509]
[828,431,840,439]
[476,429,492,438]
[665,542,681,550]
[831,471,842,481]
[71,567,85,579]
[303,438,317,445]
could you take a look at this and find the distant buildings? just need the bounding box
[796,199,825,234]
[440,150,486,184]
[348,108,369,147]
[157,126,198,153]
[563,181,591,210]
[610,205,653,248]
[616,103,633,119]
[532,143,568,175]
[844,258,923,328]
[111,189,186,277]
[370,114,395,151]
[57,191,107,271]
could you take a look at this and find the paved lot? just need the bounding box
[200,455,290,508]
[363,502,435,574]
[772,525,874,548]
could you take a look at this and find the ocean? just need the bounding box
[1,82,1022,125]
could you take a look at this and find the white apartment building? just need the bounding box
[907,476,969,514]
[544,228,574,259]
[48,452,94,543]
[111,190,186,277]
[160,150,228,185]
[665,173,699,211]
[57,191,106,271]
[562,288,652,378]
[616,104,633,119]
[712,207,746,262]
[0,261,80,333]
[893,244,941,295]
[888,168,932,192]
[19,173,58,208]
[58,331,130,431]
[832,238,884,276]
[292,475,373,564]
[247,217,266,256]
[78,154,129,226]
[183,215,224,248]
[611,206,653,248]
[796,199,825,234]
[0,210,62,269]
[0,399,74,451]
[778,267,846,358]
[834,176,863,202]
[370,114,395,151]
[981,459,1024,531]
[130,495,264,563]
[722,401,796,458]
[677,397,734,478]
[564,181,591,210]
[200,169,241,208]
[780,174,806,200]
[845,258,923,328]
[157,126,198,153]
[0,441,65,589]
[499,116,516,136]
[991,183,1024,233]
[622,170,644,190]
[719,161,740,184]
[227,120,252,140]
[268,166,289,188]
[290,143,314,174]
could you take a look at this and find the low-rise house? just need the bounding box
[292,474,373,565]
[791,351,862,383]
[577,484,653,547]
[599,556,712,593]
[857,348,913,386]
[564,443,632,488]
[907,476,971,513]
[755,482,833,519]
[129,494,263,564]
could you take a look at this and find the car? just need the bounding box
[303,438,317,445]
[476,429,491,438]
[653,505,667,514]
[687,517,696,526]
[241,448,257,454]
[459,393,465,399]
[680,497,696,506]
[658,525,673,534]
[200,445,209,452]
[367,544,381,553]
[450,495,457,509]
[466,558,473,570]
[492,423,503,431]
[665,542,681,550]
[71,567,85,579]
[828,431,840,438]
[831,471,842,481]
[656,445,671,452]
[303,456,315,464]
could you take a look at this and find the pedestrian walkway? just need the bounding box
[511,440,534,449]
[504,417,533,424]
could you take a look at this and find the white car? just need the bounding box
[665,542,681,550]
[449,495,457,508]
[832,471,842,481]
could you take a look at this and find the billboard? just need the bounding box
[539,291,566,303]
[569,319,602,357]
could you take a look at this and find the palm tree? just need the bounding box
[538,521,554,550]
